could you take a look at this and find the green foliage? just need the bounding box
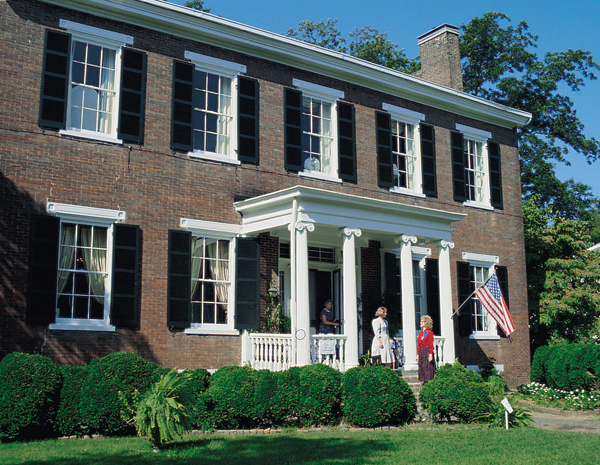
[183,0,210,12]
[185,368,212,430]
[519,382,600,410]
[285,19,348,52]
[0,352,62,440]
[419,361,493,423]
[341,365,416,427]
[271,367,302,425]
[135,369,194,446]
[54,365,88,437]
[79,351,162,436]
[532,344,600,391]
[297,364,342,426]
[263,290,287,333]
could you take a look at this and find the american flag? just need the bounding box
[474,272,515,341]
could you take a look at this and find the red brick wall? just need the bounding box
[0,0,530,384]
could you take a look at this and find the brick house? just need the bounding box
[0,0,532,385]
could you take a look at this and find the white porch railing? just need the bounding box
[394,336,446,368]
[310,335,347,372]
[242,332,348,372]
[242,332,293,371]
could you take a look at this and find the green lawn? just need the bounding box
[1,427,599,465]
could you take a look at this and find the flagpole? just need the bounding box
[450,266,496,318]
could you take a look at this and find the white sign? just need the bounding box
[501,397,513,414]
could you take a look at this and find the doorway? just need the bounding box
[309,269,343,333]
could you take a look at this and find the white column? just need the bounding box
[396,234,418,371]
[340,227,361,368]
[295,221,314,366]
[437,240,455,364]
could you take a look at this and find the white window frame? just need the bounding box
[59,20,133,144]
[47,202,126,332]
[185,51,247,165]
[294,79,344,183]
[180,218,240,335]
[462,252,500,340]
[383,103,426,198]
[456,124,493,210]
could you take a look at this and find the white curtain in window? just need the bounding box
[217,77,232,155]
[81,227,107,303]
[206,240,229,305]
[57,225,76,293]
[97,48,116,134]
[191,237,204,299]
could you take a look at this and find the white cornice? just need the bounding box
[40,0,531,129]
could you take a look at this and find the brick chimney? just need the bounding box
[415,24,463,91]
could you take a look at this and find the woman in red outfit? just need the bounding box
[416,315,436,383]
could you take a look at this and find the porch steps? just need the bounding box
[396,369,422,397]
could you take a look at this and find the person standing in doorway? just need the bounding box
[319,299,339,334]
[371,306,392,367]
[416,315,436,383]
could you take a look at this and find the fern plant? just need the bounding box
[135,368,194,447]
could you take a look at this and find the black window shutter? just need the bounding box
[384,252,398,295]
[457,261,472,336]
[39,29,71,129]
[110,224,141,327]
[496,265,509,337]
[27,214,60,325]
[118,48,147,144]
[451,132,467,202]
[420,124,437,197]
[284,88,303,171]
[488,141,503,209]
[238,76,259,164]
[338,102,357,182]
[167,230,192,329]
[171,60,194,152]
[235,237,260,330]
[376,111,393,188]
[426,258,440,336]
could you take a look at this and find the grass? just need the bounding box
[1,427,600,465]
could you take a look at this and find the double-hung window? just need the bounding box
[285,80,356,182]
[457,253,504,340]
[39,21,147,144]
[382,104,426,196]
[376,106,436,196]
[452,124,503,209]
[31,203,141,332]
[171,53,259,165]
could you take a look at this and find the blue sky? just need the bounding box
[171,0,600,198]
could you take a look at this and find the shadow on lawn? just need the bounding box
[18,434,393,465]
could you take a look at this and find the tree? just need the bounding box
[523,197,600,347]
[285,20,419,73]
[460,12,600,219]
[184,0,210,12]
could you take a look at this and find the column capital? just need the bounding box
[394,234,417,245]
[339,227,362,238]
[435,240,455,250]
[294,221,315,232]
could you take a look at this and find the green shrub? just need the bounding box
[54,365,88,437]
[297,364,341,426]
[543,344,600,391]
[135,369,194,447]
[530,345,552,383]
[342,365,416,427]
[0,352,62,440]
[271,367,302,425]
[79,351,161,436]
[205,366,258,429]
[419,361,493,423]
[253,369,277,425]
[186,368,212,430]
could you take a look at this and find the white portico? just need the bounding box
[235,186,464,370]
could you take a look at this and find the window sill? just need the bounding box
[49,322,116,332]
[389,187,426,198]
[60,128,123,145]
[189,151,241,165]
[469,333,501,341]
[299,171,342,183]
[463,200,494,211]
[184,327,240,336]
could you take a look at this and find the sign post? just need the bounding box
[501,397,513,430]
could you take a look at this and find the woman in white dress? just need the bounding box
[371,306,392,367]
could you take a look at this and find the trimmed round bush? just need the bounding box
[342,365,416,427]
[297,364,341,426]
[546,344,599,391]
[253,369,277,425]
[419,361,492,423]
[0,352,62,440]
[79,351,162,436]
[205,365,258,429]
[271,367,302,425]
[530,345,551,383]
[54,365,88,437]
